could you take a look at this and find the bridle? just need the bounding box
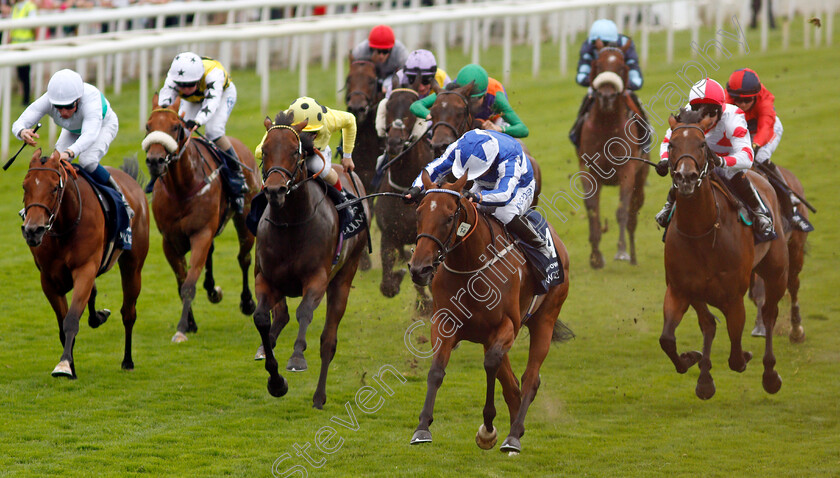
[23,161,82,236]
[386,89,420,154]
[260,124,312,196]
[414,189,476,268]
[430,90,473,140]
[345,61,379,115]
[142,108,190,171]
[668,124,713,189]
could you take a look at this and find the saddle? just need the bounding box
[73,165,132,275]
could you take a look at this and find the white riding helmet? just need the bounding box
[47,69,84,106]
[168,52,204,84]
[450,130,500,180]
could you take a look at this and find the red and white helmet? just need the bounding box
[368,25,395,50]
[688,78,726,107]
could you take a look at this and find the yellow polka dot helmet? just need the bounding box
[287,96,327,132]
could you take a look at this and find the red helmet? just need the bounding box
[368,25,395,50]
[726,68,762,98]
[688,78,726,107]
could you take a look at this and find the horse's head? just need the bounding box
[345,60,379,121]
[666,109,717,196]
[408,171,471,286]
[21,149,69,247]
[590,43,629,112]
[259,111,311,209]
[429,82,475,156]
[385,89,420,157]
[143,93,187,178]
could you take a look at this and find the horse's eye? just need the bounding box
[445,216,454,224]
[52,186,59,194]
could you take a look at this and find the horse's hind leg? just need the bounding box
[626,168,647,265]
[614,176,633,262]
[749,274,767,337]
[476,326,515,450]
[53,263,98,379]
[379,235,405,298]
[313,264,357,409]
[87,284,110,329]
[287,276,328,372]
[203,241,223,306]
[118,251,144,371]
[787,231,807,342]
[693,303,719,400]
[253,273,287,398]
[233,214,256,315]
[660,287,701,373]
[756,258,788,394]
[411,335,457,445]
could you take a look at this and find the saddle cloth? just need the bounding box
[512,209,564,295]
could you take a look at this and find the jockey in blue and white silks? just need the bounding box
[411,129,534,224]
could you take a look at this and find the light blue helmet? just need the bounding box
[588,19,619,43]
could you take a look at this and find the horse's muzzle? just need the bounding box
[674,170,699,196]
[264,185,288,208]
[408,262,434,286]
[21,224,46,247]
[146,157,168,177]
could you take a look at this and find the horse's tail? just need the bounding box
[119,153,146,187]
[551,318,575,343]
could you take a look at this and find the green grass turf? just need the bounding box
[0,15,838,477]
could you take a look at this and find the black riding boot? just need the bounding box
[655,187,676,227]
[222,147,246,213]
[324,183,354,227]
[568,94,594,150]
[763,161,814,232]
[507,214,552,258]
[730,171,776,239]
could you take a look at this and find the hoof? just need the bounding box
[286,354,308,372]
[589,252,604,270]
[254,345,266,361]
[267,375,289,398]
[207,286,223,304]
[313,393,326,410]
[614,250,631,262]
[678,351,702,372]
[172,331,188,343]
[751,322,766,337]
[410,429,432,445]
[695,376,716,400]
[763,371,782,394]
[416,297,433,316]
[359,254,372,271]
[51,360,74,378]
[499,436,521,454]
[240,297,256,315]
[789,325,805,343]
[89,309,110,329]
[475,424,497,450]
[380,280,401,298]
[121,360,134,371]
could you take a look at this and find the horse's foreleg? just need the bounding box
[313,265,357,409]
[162,240,192,342]
[174,230,214,341]
[411,335,456,445]
[693,303,718,400]
[614,177,633,262]
[379,235,404,298]
[787,232,806,342]
[720,299,751,373]
[660,287,698,373]
[253,273,287,397]
[626,168,646,265]
[86,284,110,329]
[476,328,513,451]
[42,278,68,347]
[53,263,97,379]
[287,275,328,372]
[750,274,767,337]
[233,214,256,315]
[202,242,222,305]
[117,249,145,371]
[584,185,604,269]
[497,353,521,428]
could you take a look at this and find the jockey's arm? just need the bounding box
[158,76,179,108]
[410,93,436,119]
[622,37,644,90]
[193,69,226,126]
[721,112,754,169]
[12,94,51,143]
[492,93,529,138]
[575,41,595,87]
[411,140,458,189]
[324,108,358,157]
[375,98,388,138]
[751,97,777,147]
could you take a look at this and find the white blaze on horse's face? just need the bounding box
[430,200,437,212]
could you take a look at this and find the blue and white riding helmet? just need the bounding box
[588,19,619,43]
[450,131,500,180]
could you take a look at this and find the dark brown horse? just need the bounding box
[578,44,649,269]
[407,172,571,454]
[344,59,384,192]
[749,164,810,341]
[252,112,370,409]
[660,110,788,399]
[374,88,433,312]
[427,82,542,203]
[21,150,149,378]
[143,95,260,343]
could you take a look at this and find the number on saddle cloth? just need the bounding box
[512,210,563,294]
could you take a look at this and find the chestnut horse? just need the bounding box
[143,95,260,343]
[252,112,370,409]
[374,88,433,312]
[578,44,649,269]
[21,150,149,378]
[749,164,810,340]
[427,82,542,202]
[407,172,571,454]
[660,110,788,399]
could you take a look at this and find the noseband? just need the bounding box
[669,124,713,189]
[23,162,81,235]
[430,90,473,140]
[415,189,476,268]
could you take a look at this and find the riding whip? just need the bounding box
[3,123,42,171]
[754,162,816,213]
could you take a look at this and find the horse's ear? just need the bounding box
[594,39,605,50]
[264,117,272,130]
[421,170,434,189]
[668,115,678,129]
[452,173,468,192]
[152,92,160,108]
[700,115,715,131]
[31,148,42,161]
[294,119,308,134]
[460,81,475,97]
[50,150,61,161]
[348,51,355,63]
[172,96,181,112]
[391,74,400,90]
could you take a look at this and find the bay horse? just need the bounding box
[21,149,149,378]
[749,164,810,341]
[143,94,261,343]
[427,82,542,202]
[660,110,788,399]
[407,171,571,454]
[578,43,649,269]
[252,111,370,409]
[374,88,433,312]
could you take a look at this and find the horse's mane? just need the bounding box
[674,108,705,125]
[597,46,624,57]
[272,110,315,156]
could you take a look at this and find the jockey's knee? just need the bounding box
[78,155,100,174]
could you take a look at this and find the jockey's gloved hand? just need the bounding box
[713,155,725,168]
[184,120,199,131]
[655,160,670,177]
[404,186,422,204]
[463,191,480,203]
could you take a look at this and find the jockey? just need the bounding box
[654,78,775,240]
[351,25,409,93]
[157,52,246,212]
[12,68,133,243]
[568,19,648,150]
[726,68,812,231]
[403,129,549,257]
[409,64,529,138]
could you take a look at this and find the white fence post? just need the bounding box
[139,49,149,132]
[666,0,674,64]
[299,34,310,97]
[503,16,512,85]
[531,15,540,78]
[1,68,9,159]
